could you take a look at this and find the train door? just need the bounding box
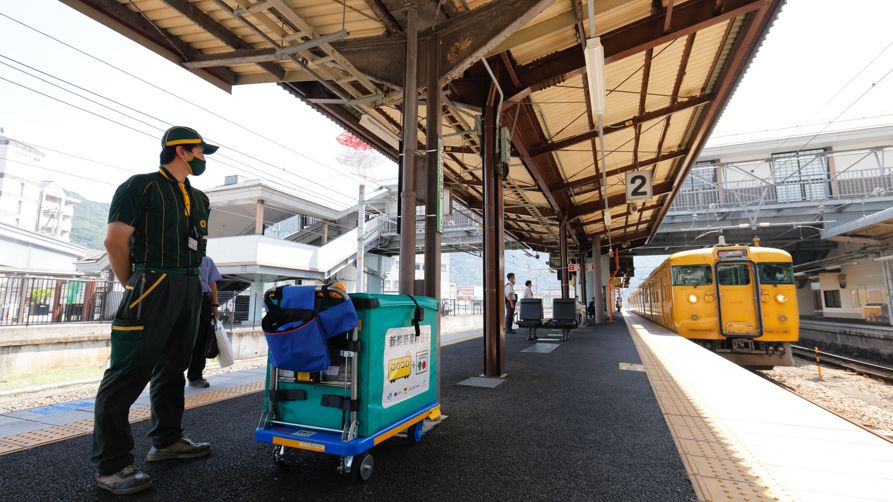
[715,262,761,336]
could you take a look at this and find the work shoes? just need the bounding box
[96,465,152,495]
[147,435,212,462]
[188,378,210,388]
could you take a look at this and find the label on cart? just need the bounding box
[382,325,431,408]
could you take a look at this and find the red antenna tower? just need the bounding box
[336,130,372,151]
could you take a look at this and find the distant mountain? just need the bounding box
[69,192,110,251]
[449,250,561,291]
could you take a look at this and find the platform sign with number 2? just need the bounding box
[625,170,653,201]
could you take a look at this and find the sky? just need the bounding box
[2,0,892,206]
[707,0,893,147]
[0,0,393,207]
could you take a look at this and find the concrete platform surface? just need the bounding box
[626,313,893,502]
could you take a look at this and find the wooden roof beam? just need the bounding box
[648,0,781,243]
[529,93,712,157]
[568,181,672,218]
[506,0,767,102]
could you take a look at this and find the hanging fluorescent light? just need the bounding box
[604,210,612,227]
[583,37,606,116]
[359,114,399,149]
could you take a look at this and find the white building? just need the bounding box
[384,254,451,299]
[0,131,79,242]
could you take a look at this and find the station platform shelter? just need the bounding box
[3,316,893,500]
[15,0,893,500]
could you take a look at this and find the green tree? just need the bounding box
[69,191,110,250]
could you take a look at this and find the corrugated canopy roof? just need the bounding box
[62,0,781,254]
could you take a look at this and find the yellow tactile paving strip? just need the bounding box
[0,380,263,457]
[626,316,793,502]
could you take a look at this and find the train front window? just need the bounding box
[671,265,713,286]
[757,263,794,284]
[717,264,751,285]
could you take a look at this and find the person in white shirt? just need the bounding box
[504,273,517,334]
[522,280,534,299]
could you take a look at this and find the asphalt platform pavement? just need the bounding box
[0,314,694,501]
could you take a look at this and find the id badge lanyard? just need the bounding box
[160,167,200,254]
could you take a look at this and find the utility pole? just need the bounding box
[356,184,366,292]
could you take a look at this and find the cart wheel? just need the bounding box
[408,422,423,443]
[273,444,288,467]
[350,452,374,482]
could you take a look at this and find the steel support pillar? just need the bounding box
[398,8,419,295]
[580,251,587,313]
[356,184,366,293]
[883,260,893,327]
[423,38,443,397]
[559,217,569,299]
[592,237,605,323]
[482,85,505,378]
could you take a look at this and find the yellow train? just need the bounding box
[629,244,798,368]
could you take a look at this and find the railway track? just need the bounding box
[791,345,893,384]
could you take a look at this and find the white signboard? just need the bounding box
[585,263,595,272]
[382,325,431,408]
[625,170,653,201]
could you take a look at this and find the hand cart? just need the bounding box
[255,285,440,482]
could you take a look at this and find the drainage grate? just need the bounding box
[456,376,505,388]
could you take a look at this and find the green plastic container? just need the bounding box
[267,294,438,438]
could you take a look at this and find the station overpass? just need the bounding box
[637,126,893,266]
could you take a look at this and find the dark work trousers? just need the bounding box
[91,271,201,476]
[505,300,515,334]
[187,293,213,382]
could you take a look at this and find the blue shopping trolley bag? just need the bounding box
[262,285,358,372]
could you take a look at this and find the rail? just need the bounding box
[791,345,893,383]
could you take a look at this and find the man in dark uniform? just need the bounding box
[93,126,216,495]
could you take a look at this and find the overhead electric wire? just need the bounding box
[0,75,377,232]
[0,53,363,206]
[0,11,377,187]
[0,67,359,209]
[0,156,118,187]
[773,39,893,151]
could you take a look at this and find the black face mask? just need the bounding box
[186,151,206,176]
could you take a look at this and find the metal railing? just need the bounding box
[440,298,483,316]
[379,206,482,235]
[0,275,121,327]
[670,163,893,213]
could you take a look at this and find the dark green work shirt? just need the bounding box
[108,166,210,268]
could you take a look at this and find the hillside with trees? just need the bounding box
[69,192,109,251]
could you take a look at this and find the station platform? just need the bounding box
[625,313,893,501]
[0,314,890,500]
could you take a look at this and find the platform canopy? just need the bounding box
[63,0,781,254]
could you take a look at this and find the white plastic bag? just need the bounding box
[215,319,235,368]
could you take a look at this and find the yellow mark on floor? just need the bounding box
[0,380,264,456]
[618,362,645,372]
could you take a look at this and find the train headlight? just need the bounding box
[688,294,698,303]
[776,294,787,303]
